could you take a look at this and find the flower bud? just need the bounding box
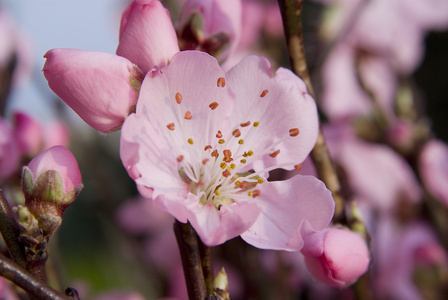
[116,0,180,73]
[43,48,144,133]
[0,118,21,179]
[301,227,370,287]
[21,146,83,235]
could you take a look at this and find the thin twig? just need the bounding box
[0,189,28,269]
[174,220,207,300]
[0,252,71,300]
[277,0,346,222]
[198,237,214,297]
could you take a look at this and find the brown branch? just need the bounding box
[0,252,71,300]
[0,190,28,269]
[277,0,346,222]
[174,220,207,300]
[198,238,214,297]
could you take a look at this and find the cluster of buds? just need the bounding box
[15,146,83,261]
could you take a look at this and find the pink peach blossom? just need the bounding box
[120,50,334,249]
[301,226,370,287]
[12,111,43,156]
[116,0,180,73]
[419,140,448,206]
[43,49,144,133]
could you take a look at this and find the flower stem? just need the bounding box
[198,237,214,296]
[0,190,27,269]
[277,0,346,222]
[0,252,71,300]
[173,220,207,300]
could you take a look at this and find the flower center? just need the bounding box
[166,79,302,210]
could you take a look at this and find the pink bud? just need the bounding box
[116,0,180,73]
[301,227,370,287]
[0,119,21,179]
[12,111,43,156]
[22,145,83,210]
[43,48,144,133]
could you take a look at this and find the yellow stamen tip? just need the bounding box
[188,138,194,145]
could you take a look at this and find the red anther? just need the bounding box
[269,149,280,158]
[204,145,213,151]
[211,150,219,157]
[175,92,182,104]
[240,121,251,127]
[260,89,269,97]
[202,159,209,165]
[232,129,241,137]
[217,77,226,87]
[239,181,248,189]
[222,169,231,177]
[289,128,300,137]
[167,123,175,130]
[184,111,192,119]
[294,164,303,171]
[216,130,223,138]
[252,190,261,198]
[209,102,219,110]
[223,149,233,163]
[177,155,184,162]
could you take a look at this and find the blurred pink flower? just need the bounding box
[120,50,334,249]
[43,49,144,133]
[324,124,422,211]
[301,226,370,287]
[12,111,43,157]
[0,118,21,179]
[43,120,70,150]
[177,0,242,61]
[419,139,448,206]
[117,0,180,73]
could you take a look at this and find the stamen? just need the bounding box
[216,130,223,138]
[260,89,269,97]
[294,164,303,171]
[257,178,264,184]
[222,169,231,177]
[184,111,192,119]
[269,149,280,158]
[175,92,182,104]
[247,150,254,156]
[253,122,260,127]
[234,180,241,186]
[167,123,175,130]
[177,155,184,162]
[202,159,209,165]
[252,190,261,198]
[223,150,233,163]
[232,129,241,137]
[240,159,246,164]
[220,162,227,169]
[238,139,244,145]
[217,77,226,87]
[241,121,251,127]
[214,190,220,196]
[211,150,218,157]
[218,139,225,144]
[209,102,219,110]
[289,128,300,137]
[188,138,194,145]
[230,163,236,169]
[204,145,212,151]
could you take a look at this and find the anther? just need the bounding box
[220,162,227,169]
[289,128,300,137]
[204,145,212,151]
[239,181,248,189]
[188,138,194,145]
[222,169,231,177]
[294,164,303,171]
[209,102,219,110]
[214,190,220,196]
[217,77,226,87]
[223,150,233,163]
[240,121,251,127]
[230,163,236,169]
[234,181,241,186]
[253,121,259,127]
[211,150,218,157]
[202,159,209,165]
[252,190,261,198]
[232,129,241,137]
[238,139,244,145]
[247,150,254,156]
[216,130,223,138]
[218,139,225,144]
[177,155,184,162]
[167,123,175,130]
[184,111,192,119]
[269,149,280,158]
[240,159,246,164]
[260,89,269,97]
[257,178,264,184]
[175,92,182,104]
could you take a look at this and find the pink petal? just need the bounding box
[241,175,334,251]
[225,55,319,171]
[117,0,179,73]
[0,119,21,179]
[43,49,143,133]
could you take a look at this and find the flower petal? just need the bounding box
[241,175,334,251]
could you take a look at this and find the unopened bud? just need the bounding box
[213,267,229,300]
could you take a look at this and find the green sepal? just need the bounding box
[32,170,65,204]
[21,166,35,201]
